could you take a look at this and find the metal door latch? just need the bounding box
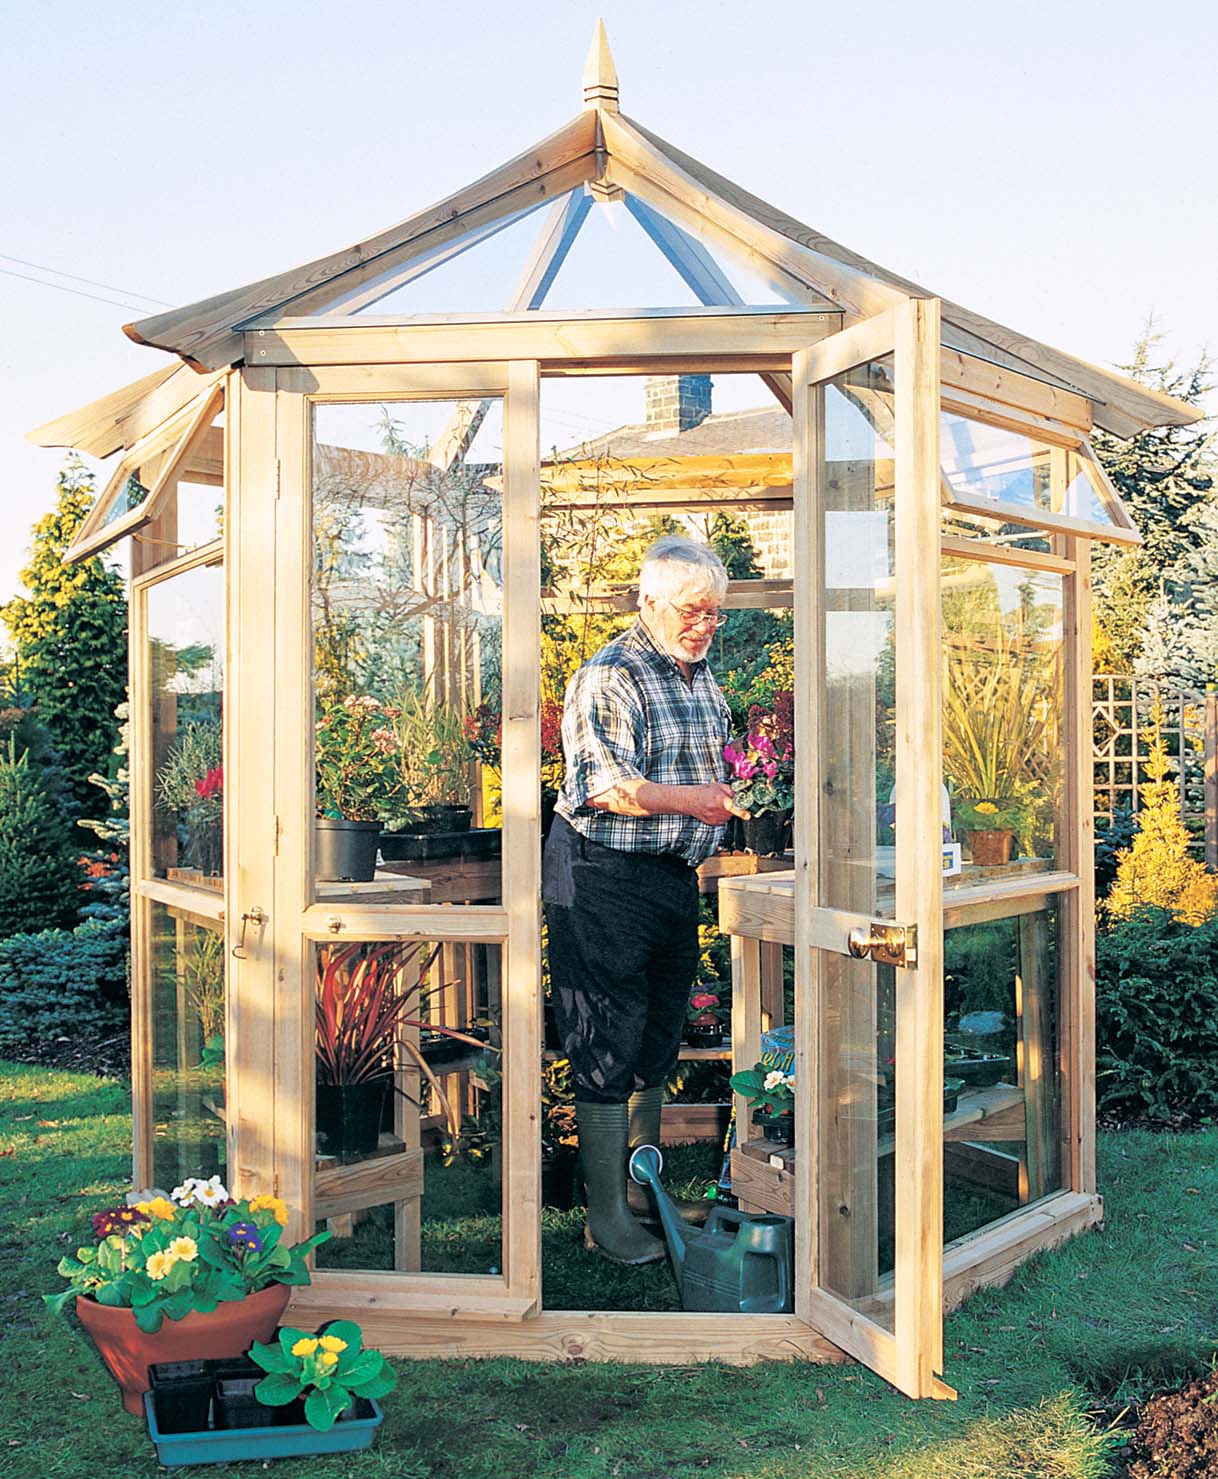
[847,921,917,968]
[232,906,268,958]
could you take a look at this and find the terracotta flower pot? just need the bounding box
[75,1282,291,1416]
[967,828,1013,866]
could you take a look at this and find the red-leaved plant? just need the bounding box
[315,942,495,1140]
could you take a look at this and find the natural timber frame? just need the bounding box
[32,21,1198,1399]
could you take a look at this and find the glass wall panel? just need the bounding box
[147,561,224,888]
[942,560,1065,882]
[150,901,227,1191]
[942,902,1065,1251]
[815,356,898,1331]
[310,400,504,903]
[313,940,503,1277]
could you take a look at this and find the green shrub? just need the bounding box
[0,737,82,935]
[0,917,127,1052]
[1096,906,1218,1119]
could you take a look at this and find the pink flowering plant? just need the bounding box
[44,1177,330,1333]
[250,1319,397,1431]
[315,694,404,821]
[686,988,726,1030]
[723,692,795,816]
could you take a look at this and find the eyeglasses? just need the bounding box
[663,599,727,630]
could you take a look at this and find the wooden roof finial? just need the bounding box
[583,19,619,112]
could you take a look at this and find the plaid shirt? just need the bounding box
[555,620,731,866]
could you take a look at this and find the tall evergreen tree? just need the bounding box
[1,458,127,821]
[1091,324,1216,678]
[0,737,82,934]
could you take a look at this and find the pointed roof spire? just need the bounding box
[583,19,619,112]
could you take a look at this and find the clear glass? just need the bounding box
[146,561,225,887]
[313,940,503,1277]
[814,356,898,1330]
[942,560,1066,882]
[942,902,1064,1251]
[344,189,789,317]
[941,413,1115,528]
[311,400,504,903]
[150,901,226,1192]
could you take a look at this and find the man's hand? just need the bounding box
[685,782,750,826]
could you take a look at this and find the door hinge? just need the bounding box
[274,458,282,500]
[274,815,282,854]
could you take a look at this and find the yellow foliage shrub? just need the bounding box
[1106,719,1218,925]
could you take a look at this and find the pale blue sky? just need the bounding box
[2,0,1215,604]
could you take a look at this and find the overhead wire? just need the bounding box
[0,252,173,314]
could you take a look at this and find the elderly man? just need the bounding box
[542,535,746,1266]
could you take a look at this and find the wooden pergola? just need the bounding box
[32,23,1199,1398]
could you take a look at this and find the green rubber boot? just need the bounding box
[626,1086,712,1227]
[576,1101,666,1265]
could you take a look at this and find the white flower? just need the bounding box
[763,1070,786,1091]
[193,1175,229,1206]
[171,1178,200,1205]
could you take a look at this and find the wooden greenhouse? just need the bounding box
[32,25,1200,1398]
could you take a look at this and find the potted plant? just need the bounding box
[155,717,224,879]
[380,691,474,840]
[724,692,794,856]
[44,1178,330,1415]
[684,989,726,1048]
[460,698,565,841]
[249,1320,396,1430]
[729,1061,795,1145]
[315,941,493,1160]
[314,694,403,881]
[953,795,1028,866]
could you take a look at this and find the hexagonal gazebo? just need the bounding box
[33,26,1198,1398]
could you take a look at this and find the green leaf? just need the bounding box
[350,1365,397,1400]
[248,1340,292,1374]
[42,1290,74,1315]
[338,1351,380,1387]
[133,1302,164,1334]
[161,1291,194,1322]
[304,1389,337,1432]
[95,1283,126,1308]
[254,1372,302,1407]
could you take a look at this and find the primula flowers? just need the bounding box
[45,1177,330,1333]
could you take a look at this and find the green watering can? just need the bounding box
[628,1145,794,1314]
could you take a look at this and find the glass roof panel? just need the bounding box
[339,189,795,318]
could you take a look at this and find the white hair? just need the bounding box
[637,535,728,607]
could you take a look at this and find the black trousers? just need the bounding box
[542,815,700,1104]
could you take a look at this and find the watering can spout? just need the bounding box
[628,1144,688,1284]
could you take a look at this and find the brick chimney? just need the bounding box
[644,374,712,435]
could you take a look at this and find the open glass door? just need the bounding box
[793,300,954,1398]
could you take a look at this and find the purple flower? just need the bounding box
[763,760,777,781]
[227,1221,264,1253]
[752,734,776,759]
[735,759,758,780]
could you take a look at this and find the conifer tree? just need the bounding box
[1,458,127,822]
[1107,713,1218,925]
[0,737,82,935]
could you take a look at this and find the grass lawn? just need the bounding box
[3,1060,1216,1479]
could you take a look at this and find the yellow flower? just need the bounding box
[249,1194,289,1228]
[318,1336,348,1354]
[169,1236,198,1262]
[318,1350,339,1367]
[291,1337,319,1357]
[136,1197,177,1221]
[146,1250,178,1281]
[974,801,999,816]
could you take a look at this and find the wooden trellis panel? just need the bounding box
[1092,674,1218,863]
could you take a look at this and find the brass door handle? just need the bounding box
[846,922,917,968]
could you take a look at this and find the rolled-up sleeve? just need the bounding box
[561,663,646,808]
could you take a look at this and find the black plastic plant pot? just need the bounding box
[149,1361,213,1435]
[315,818,380,882]
[684,1024,724,1049]
[752,1109,794,1146]
[316,1078,390,1160]
[213,1378,266,1430]
[541,1147,579,1210]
